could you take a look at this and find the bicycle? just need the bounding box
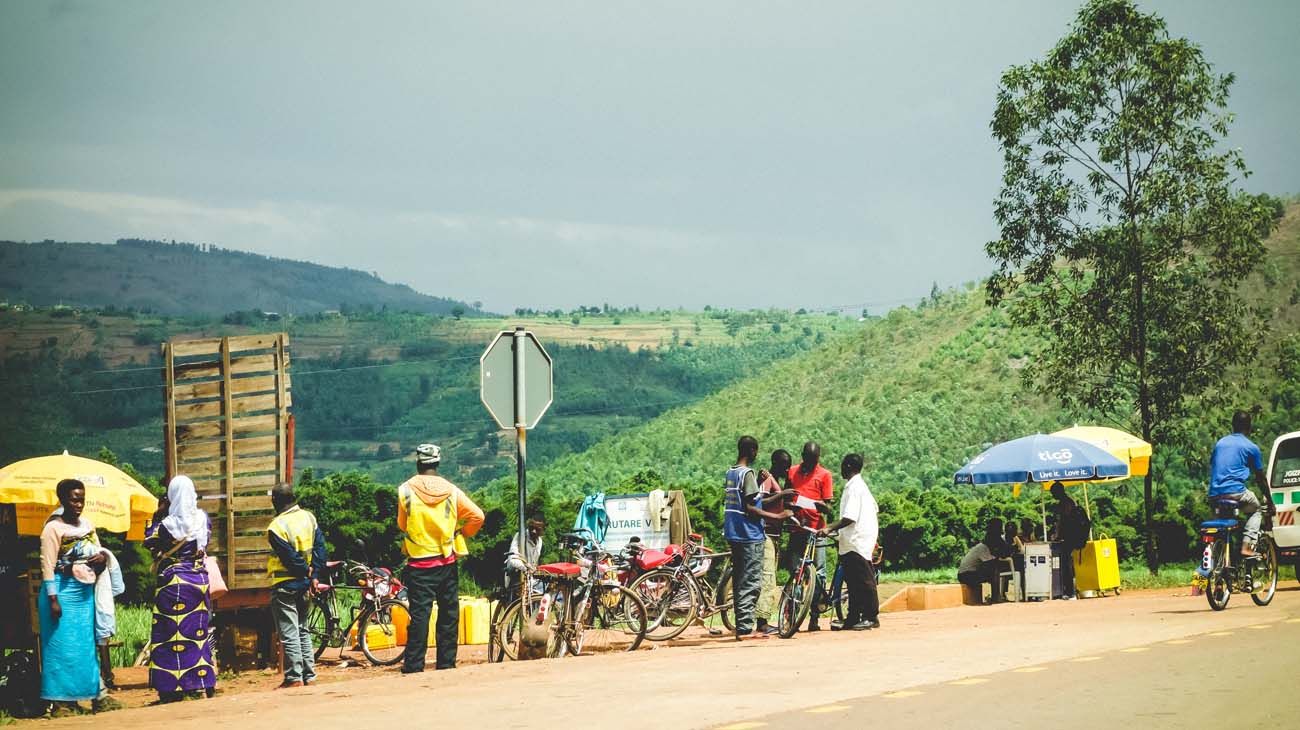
[776,523,841,638]
[626,533,736,641]
[492,534,649,658]
[303,558,411,666]
[1199,496,1278,611]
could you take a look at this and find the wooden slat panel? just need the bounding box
[177,392,280,423]
[172,376,287,403]
[232,454,278,476]
[176,414,278,441]
[172,380,222,402]
[171,334,282,358]
[234,552,273,571]
[233,535,269,552]
[173,399,223,423]
[232,495,274,512]
[176,435,278,462]
[234,473,279,490]
[193,479,228,496]
[175,354,277,381]
[175,458,224,477]
[230,375,280,397]
[231,392,280,417]
[231,435,279,457]
[231,413,279,436]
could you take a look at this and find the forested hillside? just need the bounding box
[460,202,1300,580]
[0,238,476,316]
[0,305,852,488]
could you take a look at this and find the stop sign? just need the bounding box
[480,329,553,430]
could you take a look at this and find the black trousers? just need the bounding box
[403,562,460,671]
[958,561,997,602]
[1059,548,1077,598]
[841,550,879,624]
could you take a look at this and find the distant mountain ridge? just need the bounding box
[0,238,478,316]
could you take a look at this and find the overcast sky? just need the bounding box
[1,1,1297,313]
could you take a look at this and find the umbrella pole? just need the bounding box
[1083,483,1094,541]
[1040,489,1047,541]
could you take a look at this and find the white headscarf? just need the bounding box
[162,475,209,550]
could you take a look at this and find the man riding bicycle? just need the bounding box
[1209,411,1275,557]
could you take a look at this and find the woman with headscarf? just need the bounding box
[39,479,118,716]
[144,475,217,702]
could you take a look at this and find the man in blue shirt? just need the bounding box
[1208,411,1275,556]
[725,436,791,640]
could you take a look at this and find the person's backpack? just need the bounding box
[1068,510,1092,551]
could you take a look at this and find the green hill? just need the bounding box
[473,202,1300,574]
[0,238,476,316]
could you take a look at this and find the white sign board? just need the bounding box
[601,494,670,551]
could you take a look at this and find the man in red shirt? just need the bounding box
[784,441,834,631]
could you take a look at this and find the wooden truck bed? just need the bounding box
[162,333,292,591]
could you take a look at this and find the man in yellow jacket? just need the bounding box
[266,482,327,688]
[398,443,484,673]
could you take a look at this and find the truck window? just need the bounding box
[1272,437,1300,488]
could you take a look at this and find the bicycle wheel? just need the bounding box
[777,565,815,638]
[716,571,735,632]
[358,598,410,666]
[1250,536,1278,607]
[629,568,698,641]
[570,585,647,655]
[303,594,338,660]
[1206,541,1231,612]
[493,594,561,661]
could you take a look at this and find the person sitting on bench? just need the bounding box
[958,518,1010,604]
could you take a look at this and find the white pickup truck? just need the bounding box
[1266,431,1300,578]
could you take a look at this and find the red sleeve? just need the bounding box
[821,471,834,500]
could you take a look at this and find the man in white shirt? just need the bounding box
[818,453,880,631]
[503,514,545,595]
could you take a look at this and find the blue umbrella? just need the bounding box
[954,434,1130,486]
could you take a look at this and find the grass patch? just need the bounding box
[112,605,152,668]
[881,567,957,584]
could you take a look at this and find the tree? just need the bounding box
[451,305,465,320]
[986,0,1278,571]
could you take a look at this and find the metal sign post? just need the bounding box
[512,327,528,597]
[480,327,553,657]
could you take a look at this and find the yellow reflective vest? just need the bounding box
[266,505,319,585]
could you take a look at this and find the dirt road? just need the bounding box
[42,586,1300,729]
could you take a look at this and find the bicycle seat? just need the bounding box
[325,560,345,569]
[1199,519,1239,530]
[536,562,582,577]
[633,548,676,571]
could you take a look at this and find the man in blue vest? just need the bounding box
[725,435,792,640]
[1209,411,1275,556]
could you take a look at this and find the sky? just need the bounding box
[1,1,1297,314]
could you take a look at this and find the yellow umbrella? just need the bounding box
[0,451,159,540]
[1053,425,1151,477]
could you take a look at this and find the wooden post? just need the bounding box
[164,343,177,480]
[275,334,288,483]
[221,337,237,576]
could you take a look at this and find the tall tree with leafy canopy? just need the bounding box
[986,0,1278,571]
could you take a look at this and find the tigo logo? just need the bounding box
[1038,449,1073,465]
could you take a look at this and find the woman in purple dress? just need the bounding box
[144,475,217,702]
